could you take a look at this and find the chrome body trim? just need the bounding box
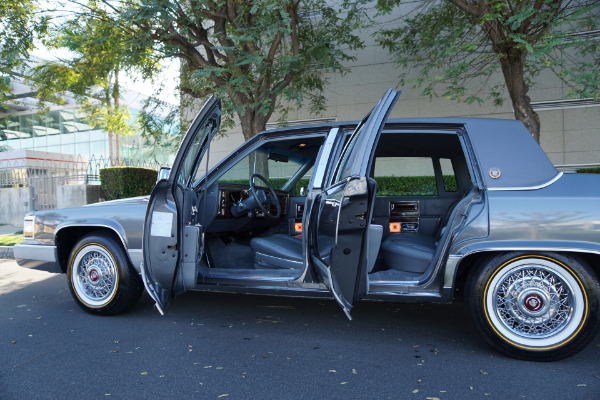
[487,172,563,191]
[14,244,57,262]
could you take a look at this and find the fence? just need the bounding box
[0,154,167,210]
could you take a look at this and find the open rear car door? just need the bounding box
[141,96,221,314]
[308,89,400,319]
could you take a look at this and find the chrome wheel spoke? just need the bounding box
[73,246,117,305]
[492,263,575,339]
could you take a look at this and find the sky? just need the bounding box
[31,46,180,106]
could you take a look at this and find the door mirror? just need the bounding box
[157,167,171,182]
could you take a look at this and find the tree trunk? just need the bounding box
[108,130,114,166]
[114,72,121,162]
[499,48,541,142]
[238,106,272,179]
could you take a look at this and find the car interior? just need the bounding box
[193,128,475,286]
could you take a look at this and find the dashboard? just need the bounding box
[216,183,289,218]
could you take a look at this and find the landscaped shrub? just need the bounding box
[576,167,600,174]
[218,176,457,197]
[375,176,438,196]
[100,167,158,200]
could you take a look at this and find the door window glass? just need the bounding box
[332,117,368,184]
[177,117,218,186]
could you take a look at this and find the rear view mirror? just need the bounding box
[157,167,171,182]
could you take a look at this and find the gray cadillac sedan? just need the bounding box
[15,89,600,361]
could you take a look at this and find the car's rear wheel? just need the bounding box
[466,252,599,361]
[67,233,143,315]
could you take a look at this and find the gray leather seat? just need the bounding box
[379,188,476,275]
[250,234,335,269]
[380,233,437,274]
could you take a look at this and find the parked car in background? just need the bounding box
[15,90,600,361]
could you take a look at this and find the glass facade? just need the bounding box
[0,107,179,165]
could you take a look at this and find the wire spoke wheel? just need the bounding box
[466,253,599,361]
[486,258,583,348]
[67,234,143,315]
[72,245,118,307]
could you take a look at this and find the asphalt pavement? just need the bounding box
[1,259,599,400]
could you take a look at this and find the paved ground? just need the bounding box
[1,259,599,399]
[0,225,20,235]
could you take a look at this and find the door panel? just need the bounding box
[308,89,400,318]
[142,96,221,314]
[141,179,178,315]
[309,177,372,319]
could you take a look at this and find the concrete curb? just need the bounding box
[0,246,14,259]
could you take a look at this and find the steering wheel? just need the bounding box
[249,173,281,219]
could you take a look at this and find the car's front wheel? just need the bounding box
[466,252,599,361]
[67,233,143,315]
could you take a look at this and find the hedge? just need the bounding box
[576,167,600,174]
[218,175,457,197]
[100,166,158,200]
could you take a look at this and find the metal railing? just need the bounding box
[0,154,167,187]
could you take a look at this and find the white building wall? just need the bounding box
[198,5,599,168]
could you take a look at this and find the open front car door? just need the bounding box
[141,96,221,314]
[308,89,400,319]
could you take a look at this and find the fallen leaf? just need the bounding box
[140,372,148,376]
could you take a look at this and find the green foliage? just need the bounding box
[576,167,600,174]
[137,95,182,161]
[375,176,438,196]
[374,175,458,196]
[29,2,160,138]
[0,0,48,106]
[376,0,600,138]
[0,235,24,246]
[113,0,365,138]
[100,167,158,200]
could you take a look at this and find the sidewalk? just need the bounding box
[0,224,22,258]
